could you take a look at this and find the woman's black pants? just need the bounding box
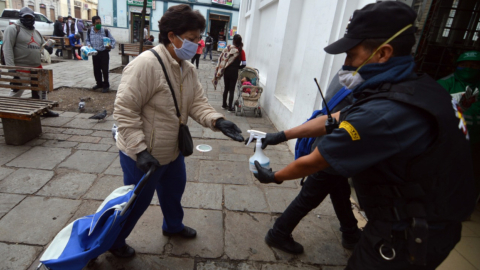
[191,54,201,69]
[223,69,238,108]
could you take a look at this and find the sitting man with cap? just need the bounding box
[253,2,475,269]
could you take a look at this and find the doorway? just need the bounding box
[12,0,22,9]
[87,9,91,20]
[74,6,81,18]
[40,6,46,16]
[130,12,150,43]
[50,8,55,21]
[209,14,229,50]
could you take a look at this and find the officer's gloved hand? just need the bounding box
[136,149,161,173]
[215,118,244,142]
[244,131,287,149]
[253,161,283,185]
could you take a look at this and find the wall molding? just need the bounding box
[258,0,277,11]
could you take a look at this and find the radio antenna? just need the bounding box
[314,78,332,120]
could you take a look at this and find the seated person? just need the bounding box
[68,33,82,60]
[144,35,154,45]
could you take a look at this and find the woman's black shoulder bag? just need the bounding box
[149,49,194,157]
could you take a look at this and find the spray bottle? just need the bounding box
[246,130,270,173]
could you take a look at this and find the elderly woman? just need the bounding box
[111,4,244,257]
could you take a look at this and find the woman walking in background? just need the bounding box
[212,34,246,112]
[191,38,205,69]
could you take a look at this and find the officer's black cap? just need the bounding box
[324,1,417,55]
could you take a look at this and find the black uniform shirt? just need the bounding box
[318,98,436,183]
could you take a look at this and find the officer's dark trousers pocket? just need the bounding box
[345,222,461,270]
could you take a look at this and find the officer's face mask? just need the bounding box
[95,24,102,30]
[171,35,198,60]
[338,67,366,90]
[338,24,413,90]
[455,67,480,84]
[20,16,35,30]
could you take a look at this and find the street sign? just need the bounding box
[127,0,153,8]
[212,0,233,6]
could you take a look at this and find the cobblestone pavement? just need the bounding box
[0,49,367,270]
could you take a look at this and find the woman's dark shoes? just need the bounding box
[222,105,228,110]
[109,244,136,258]
[264,229,304,254]
[228,107,235,112]
[92,85,102,91]
[163,226,197,238]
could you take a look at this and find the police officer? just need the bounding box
[260,72,360,255]
[253,2,476,269]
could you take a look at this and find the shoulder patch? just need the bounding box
[339,121,360,141]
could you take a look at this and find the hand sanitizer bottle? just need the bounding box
[246,130,270,173]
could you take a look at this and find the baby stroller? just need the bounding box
[234,67,263,117]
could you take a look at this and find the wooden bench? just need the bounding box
[119,43,154,65]
[43,36,73,60]
[0,66,57,145]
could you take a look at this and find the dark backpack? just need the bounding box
[87,27,110,51]
[1,24,42,65]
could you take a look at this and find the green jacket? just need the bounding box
[438,75,480,143]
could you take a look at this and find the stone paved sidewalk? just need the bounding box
[0,50,366,270]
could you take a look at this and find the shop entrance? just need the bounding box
[209,14,229,50]
[130,12,150,43]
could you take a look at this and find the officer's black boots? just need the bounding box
[264,229,304,254]
[341,228,361,250]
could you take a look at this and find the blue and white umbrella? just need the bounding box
[37,167,155,270]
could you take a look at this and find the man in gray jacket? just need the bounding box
[4,7,58,117]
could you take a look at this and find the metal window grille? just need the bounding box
[415,0,480,80]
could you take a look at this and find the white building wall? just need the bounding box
[238,0,376,152]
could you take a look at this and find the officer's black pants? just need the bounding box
[345,222,461,270]
[271,172,358,239]
[92,50,110,88]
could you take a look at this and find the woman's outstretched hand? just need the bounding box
[215,118,244,142]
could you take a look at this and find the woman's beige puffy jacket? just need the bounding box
[114,44,224,165]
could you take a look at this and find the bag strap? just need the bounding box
[149,49,181,119]
[320,86,351,115]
